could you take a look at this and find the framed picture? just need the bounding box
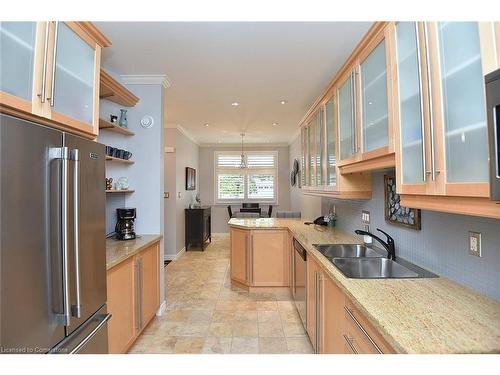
[185,167,196,190]
[384,174,421,230]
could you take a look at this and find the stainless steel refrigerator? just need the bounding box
[0,114,110,354]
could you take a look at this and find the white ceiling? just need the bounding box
[96,22,372,145]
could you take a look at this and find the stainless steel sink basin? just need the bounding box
[332,258,419,279]
[314,244,384,259]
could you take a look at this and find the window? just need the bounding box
[215,151,278,203]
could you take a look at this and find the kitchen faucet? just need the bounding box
[354,228,396,261]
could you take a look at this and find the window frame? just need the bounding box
[214,150,279,204]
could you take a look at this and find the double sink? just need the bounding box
[314,244,436,279]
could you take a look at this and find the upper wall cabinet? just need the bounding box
[0,21,110,138]
[300,91,371,200]
[392,21,500,218]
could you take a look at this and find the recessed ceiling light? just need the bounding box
[280,100,287,105]
[272,122,278,126]
[204,123,209,127]
[231,102,240,107]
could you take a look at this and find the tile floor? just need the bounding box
[128,234,313,354]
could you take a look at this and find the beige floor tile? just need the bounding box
[230,337,259,354]
[256,301,278,311]
[174,322,210,337]
[157,321,185,336]
[232,321,259,337]
[209,322,234,337]
[257,310,281,323]
[163,309,191,322]
[234,310,258,322]
[128,335,177,354]
[259,337,288,354]
[282,322,306,338]
[174,337,205,354]
[279,309,302,323]
[237,300,258,310]
[202,337,232,354]
[188,310,213,323]
[258,322,284,337]
[286,337,313,354]
[212,310,236,322]
[277,301,296,311]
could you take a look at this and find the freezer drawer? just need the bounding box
[50,305,110,354]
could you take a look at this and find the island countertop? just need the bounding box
[228,218,500,354]
[106,234,162,270]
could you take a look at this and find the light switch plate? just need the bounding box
[468,231,482,257]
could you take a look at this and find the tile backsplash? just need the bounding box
[321,171,500,301]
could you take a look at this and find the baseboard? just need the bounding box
[156,300,167,316]
[164,247,186,261]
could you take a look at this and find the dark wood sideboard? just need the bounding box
[185,206,211,251]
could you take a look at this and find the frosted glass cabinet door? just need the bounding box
[300,127,307,187]
[0,22,37,101]
[308,123,316,186]
[437,22,488,183]
[338,75,355,160]
[396,22,425,184]
[360,40,389,152]
[53,22,95,125]
[315,110,324,186]
[325,97,336,186]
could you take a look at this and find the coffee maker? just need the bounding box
[115,208,136,240]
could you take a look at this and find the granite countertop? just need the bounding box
[228,218,500,353]
[106,234,162,270]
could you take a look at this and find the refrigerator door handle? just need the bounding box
[50,146,71,326]
[70,149,81,319]
[69,313,111,354]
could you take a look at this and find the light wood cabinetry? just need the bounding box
[252,230,288,286]
[107,256,136,354]
[306,255,323,353]
[230,228,249,285]
[230,227,289,288]
[106,241,160,354]
[0,21,110,138]
[305,253,394,354]
[391,21,500,218]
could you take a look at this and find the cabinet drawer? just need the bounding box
[343,300,394,354]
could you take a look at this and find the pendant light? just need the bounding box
[239,133,247,169]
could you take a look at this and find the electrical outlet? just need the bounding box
[468,231,482,257]
[362,210,370,224]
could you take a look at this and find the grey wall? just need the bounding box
[163,128,200,258]
[320,171,500,301]
[199,145,291,233]
[289,136,322,221]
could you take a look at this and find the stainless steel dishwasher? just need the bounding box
[292,238,307,328]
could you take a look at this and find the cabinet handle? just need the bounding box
[344,306,382,354]
[60,147,70,326]
[423,23,436,181]
[343,335,358,354]
[350,71,356,155]
[414,22,427,183]
[38,22,50,103]
[48,21,59,107]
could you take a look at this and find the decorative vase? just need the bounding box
[118,109,128,128]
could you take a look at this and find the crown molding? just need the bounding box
[120,74,171,88]
[164,124,200,146]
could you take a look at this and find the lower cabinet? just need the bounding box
[229,227,289,288]
[306,254,394,354]
[107,241,160,353]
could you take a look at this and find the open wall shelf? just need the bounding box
[100,69,139,107]
[99,118,135,136]
[106,189,135,194]
[105,156,135,164]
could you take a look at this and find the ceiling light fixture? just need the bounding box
[239,133,247,169]
[280,100,287,105]
[204,123,209,127]
[272,122,278,126]
[231,102,240,107]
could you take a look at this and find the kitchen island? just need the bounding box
[228,218,500,354]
